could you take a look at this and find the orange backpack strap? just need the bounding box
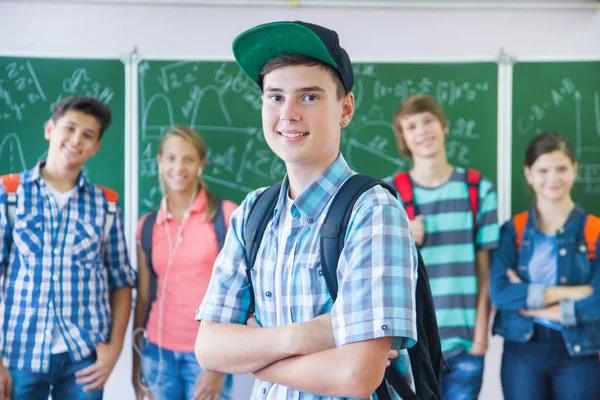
[98,185,118,242]
[393,172,415,220]
[584,215,600,260]
[513,211,529,253]
[1,173,20,228]
[466,169,482,232]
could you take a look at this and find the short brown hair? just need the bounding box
[392,94,449,160]
[259,54,346,101]
[52,96,112,139]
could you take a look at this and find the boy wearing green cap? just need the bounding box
[195,21,418,399]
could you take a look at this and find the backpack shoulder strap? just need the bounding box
[244,183,283,311]
[393,172,415,220]
[141,210,158,327]
[321,174,397,299]
[513,211,529,253]
[466,168,482,230]
[584,214,600,260]
[99,185,118,242]
[1,173,20,229]
[213,198,226,250]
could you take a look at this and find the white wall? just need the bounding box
[0,2,598,399]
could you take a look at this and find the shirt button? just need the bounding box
[177,236,183,243]
[559,248,567,257]
[265,291,272,298]
[560,276,568,284]
[318,269,323,276]
[53,248,60,255]
[579,245,587,253]
[573,345,581,353]
[261,388,266,394]
[381,325,388,331]
[52,274,58,281]
[308,218,314,224]
[53,222,58,229]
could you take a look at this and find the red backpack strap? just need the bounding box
[513,211,529,253]
[584,215,600,260]
[393,172,415,220]
[98,185,118,242]
[466,169,482,229]
[1,174,20,194]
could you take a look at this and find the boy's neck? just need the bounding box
[536,196,575,233]
[41,163,80,193]
[285,155,337,200]
[409,154,454,188]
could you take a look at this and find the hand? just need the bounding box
[295,313,336,356]
[194,371,225,400]
[468,341,488,355]
[520,304,562,322]
[0,362,12,400]
[506,269,522,283]
[246,315,261,328]
[133,379,155,400]
[75,341,122,392]
[409,215,425,246]
[566,285,593,302]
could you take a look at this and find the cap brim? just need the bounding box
[233,22,338,87]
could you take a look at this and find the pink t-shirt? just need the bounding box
[136,191,237,352]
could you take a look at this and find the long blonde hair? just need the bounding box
[158,125,218,222]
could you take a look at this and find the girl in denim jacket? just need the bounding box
[490,132,600,400]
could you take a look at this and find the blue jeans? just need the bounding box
[141,341,232,400]
[501,324,600,400]
[441,351,484,400]
[9,351,102,400]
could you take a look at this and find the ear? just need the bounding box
[90,139,102,157]
[340,92,355,128]
[44,119,55,141]
[524,166,532,184]
[573,161,579,176]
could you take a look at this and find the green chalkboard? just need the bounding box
[512,62,600,215]
[138,60,498,214]
[0,56,125,206]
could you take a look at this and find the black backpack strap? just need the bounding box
[243,182,283,312]
[213,198,227,250]
[141,211,159,326]
[320,174,397,301]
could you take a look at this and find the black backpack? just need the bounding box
[140,198,227,326]
[244,175,442,400]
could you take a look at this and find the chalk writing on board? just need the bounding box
[515,78,600,194]
[52,68,115,111]
[0,133,27,172]
[0,61,46,121]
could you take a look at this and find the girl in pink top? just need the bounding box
[132,126,237,400]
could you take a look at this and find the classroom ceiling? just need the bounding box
[20,0,600,6]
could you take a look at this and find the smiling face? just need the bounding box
[44,110,102,171]
[395,111,448,161]
[157,134,204,196]
[261,64,354,174]
[525,150,577,203]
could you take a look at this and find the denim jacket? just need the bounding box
[490,205,600,356]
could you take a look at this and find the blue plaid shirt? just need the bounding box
[197,155,418,400]
[0,163,134,372]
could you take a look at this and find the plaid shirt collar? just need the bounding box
[272,153,352,229]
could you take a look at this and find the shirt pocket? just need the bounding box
[71,220,102,267]
[573,240,592,284]
[12,213,44,256]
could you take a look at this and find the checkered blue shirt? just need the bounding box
[0,163,134,372]
[197,155,418,400]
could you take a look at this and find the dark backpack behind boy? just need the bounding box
[244,175,442,400]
